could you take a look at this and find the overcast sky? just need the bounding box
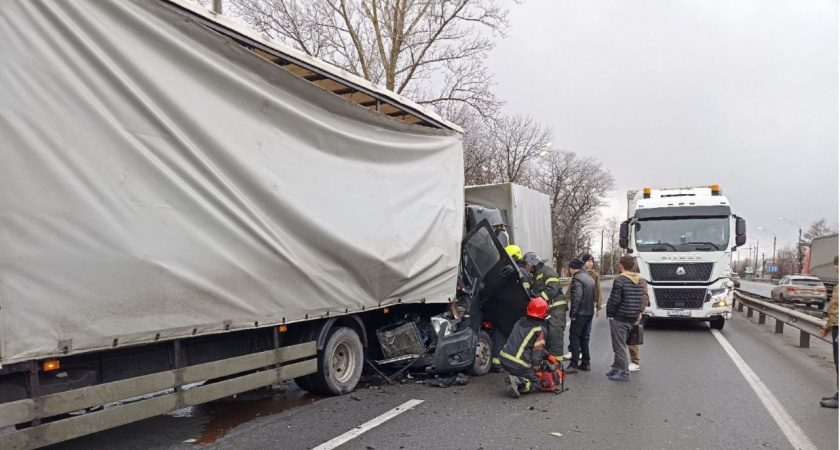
[488,0,838,256]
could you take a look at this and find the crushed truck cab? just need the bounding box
[621,185,746,329]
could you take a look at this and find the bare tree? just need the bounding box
[804,218,837,241]
[229,0,509,115]
[436,102,496,185]
[489,114,553,184]
[533,150,616,271]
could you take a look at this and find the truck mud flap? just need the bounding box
[429,327,476,374]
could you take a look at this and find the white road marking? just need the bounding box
[710,329,817,450]
[312,399,425,450]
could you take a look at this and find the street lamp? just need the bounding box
[779,217,803,274]
[757,227,776,265]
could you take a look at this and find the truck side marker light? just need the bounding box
[278,325,288,333]
[43,360,60,371]
[383,308,390,314]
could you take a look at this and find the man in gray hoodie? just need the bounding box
[606,255,645,381]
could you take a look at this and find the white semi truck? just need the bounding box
[0,1,548,447]
[619,185,747,329]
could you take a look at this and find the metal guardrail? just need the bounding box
[733,290,828,348]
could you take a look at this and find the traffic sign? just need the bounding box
[745,267,754,274]
[766,265,779,273]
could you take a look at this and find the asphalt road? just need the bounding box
[48,281,838,450]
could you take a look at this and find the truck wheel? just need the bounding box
[468,330,492,376]
[710,317,725,330]
[310,327,364,396]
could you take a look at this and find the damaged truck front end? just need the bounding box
[371,220,530,377]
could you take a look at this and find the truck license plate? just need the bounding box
[667,310,691,317]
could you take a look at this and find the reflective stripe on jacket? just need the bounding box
[533,264,564,308]
[500,316,547,368]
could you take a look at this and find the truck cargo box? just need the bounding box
[465,183,553,261]
[0,0,464,366]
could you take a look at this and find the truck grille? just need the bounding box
[654,288,706,309]
[649,262,713,282]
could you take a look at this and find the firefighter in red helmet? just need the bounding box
[501,297,551,397]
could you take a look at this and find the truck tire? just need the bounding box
[309,327,364,396]
[468,330,492,376]
[710,317,725,330]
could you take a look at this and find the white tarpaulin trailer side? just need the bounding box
[0,0,463,365]
[465,184,553,263]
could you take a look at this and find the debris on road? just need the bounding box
[421,373,469,388]
[550,432,563,438]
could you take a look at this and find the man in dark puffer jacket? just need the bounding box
[606,255,645,381]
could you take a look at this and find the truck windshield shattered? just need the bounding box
[634,216,730,252]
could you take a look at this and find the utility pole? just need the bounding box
[761,253,766,277]
[758,227,777,265]
[212,0,223,14]
[600,228,604,276]
[780,217,803,274]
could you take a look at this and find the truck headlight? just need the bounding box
[707,288,728,307]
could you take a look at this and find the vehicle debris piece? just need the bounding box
[422,373,469,388]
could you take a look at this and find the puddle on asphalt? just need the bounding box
[177,384,324,445]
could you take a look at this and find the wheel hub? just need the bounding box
[331,341,356,383]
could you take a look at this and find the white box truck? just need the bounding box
[620,185,747,329]
[0,1,547,447]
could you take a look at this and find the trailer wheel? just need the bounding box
[468,330,492,376]
[309,327,363,396]
[710,317,725,330]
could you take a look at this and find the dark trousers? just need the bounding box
[502,362,540,393]
[833,327,838,394]
[571,319,594,354]
[569,315,593,365]
[491,330,508,370]
[546,305,567,358]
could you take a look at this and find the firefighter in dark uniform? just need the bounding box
[490,245,534,373]
[523,252,565,360]
[502,297,549,398]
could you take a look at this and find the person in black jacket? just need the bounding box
[565,258,596,374]
[606,255,645,381]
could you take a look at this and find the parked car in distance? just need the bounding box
[771,275,828,308]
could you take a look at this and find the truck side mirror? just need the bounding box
[735,217,746,247]
[619,221,629,249]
